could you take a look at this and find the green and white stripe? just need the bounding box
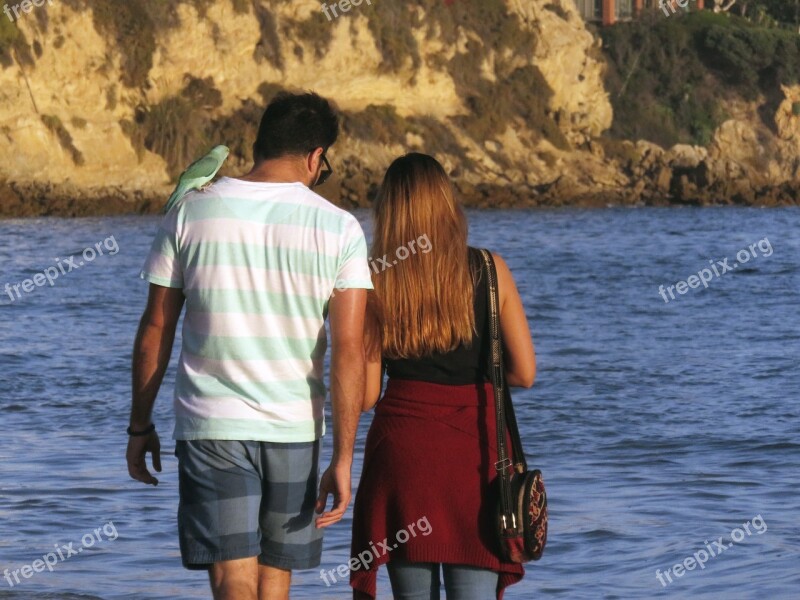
[141,177,372,442]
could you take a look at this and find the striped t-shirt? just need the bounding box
[140,177,373,443]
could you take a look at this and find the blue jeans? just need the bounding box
[386,560,499,600]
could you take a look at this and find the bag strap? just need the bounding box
[479,249,528,471]
[480,249,528,529]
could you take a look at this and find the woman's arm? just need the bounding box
[362,297,384,411]
[364,358,383,412]
[493,253,536,388]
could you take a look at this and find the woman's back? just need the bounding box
[352,153,535,600]
[384,247,490,386]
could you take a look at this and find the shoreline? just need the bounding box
[1,180,798,219]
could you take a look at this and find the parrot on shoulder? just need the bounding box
[162,145,230,214]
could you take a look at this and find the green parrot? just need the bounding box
[162,145,230,213]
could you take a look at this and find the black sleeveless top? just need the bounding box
[384,247,490,385]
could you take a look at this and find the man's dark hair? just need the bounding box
[253,92,339,162]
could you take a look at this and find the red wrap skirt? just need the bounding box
[349,378,524,599]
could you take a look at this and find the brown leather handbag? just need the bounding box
[480,249,548,563]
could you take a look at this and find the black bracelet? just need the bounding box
[127,424,156,436]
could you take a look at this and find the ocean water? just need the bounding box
[0,207,798,599]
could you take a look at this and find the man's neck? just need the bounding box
[237,158,311,187]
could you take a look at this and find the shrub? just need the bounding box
[66,0,162,88]
[105,85,117,110]
[701,24,788,98]
[452,59,568,150]
[424,0,561,148]
[181,75,224,109]
[341,105,407,145]
[292,11,334,59]
[206,99,264,173]
[124,76,270,178]
[125,77,225,178]
[544,3,570,20]
[251,3,283,68]
[136,97,207,178]
[0,18,33,69]
[596,137,640,169]
[600,11,798,147]
[0,16,20,61]
[364,1,421,73]
[257,82,288,104]
[407,115,471,165]
[41,115,85,166]
[61,0,240,88]
[231,0,250,14]
[736,0,800,27]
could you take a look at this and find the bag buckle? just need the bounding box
[501,512,518,530]
[495,458,512,472]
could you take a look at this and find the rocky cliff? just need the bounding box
[0,0,796,216]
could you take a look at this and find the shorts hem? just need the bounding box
[182,549,323,572]
[259,552,322,571]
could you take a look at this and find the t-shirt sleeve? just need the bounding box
[140,211,183,288]
[334,216,373,291]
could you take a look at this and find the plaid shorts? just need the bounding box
[174,439,323,571]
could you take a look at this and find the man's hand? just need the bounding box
[126,431,162,486]
[319,287,366,529]
[128,284,183,487]
[314,461,351,528]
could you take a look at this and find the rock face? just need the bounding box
[607,93,800,207]
[511,0,613,143]
[0,0,796,216]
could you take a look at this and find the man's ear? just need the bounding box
[308,147,323,172]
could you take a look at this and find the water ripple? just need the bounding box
[0,208,798,598]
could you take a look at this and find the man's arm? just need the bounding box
[126,284,185,486]
[315,288,367,528]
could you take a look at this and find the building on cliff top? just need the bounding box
[574,0,706,26]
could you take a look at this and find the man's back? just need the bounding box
[141,176,372,442]
[128,91,368,598]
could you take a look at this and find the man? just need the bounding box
[126,92,372,600]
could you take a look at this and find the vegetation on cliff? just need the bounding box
[359,0,567,150]
[90,0,564,195]
[0,13,34,68]
[41,114,84,166]
[2,0,799,216]
[731,0,800,28]
[602,11,800,147]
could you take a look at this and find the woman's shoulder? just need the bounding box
[467,245,495,260]
[467,246,507,267]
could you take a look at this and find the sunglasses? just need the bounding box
[314,153,333,187]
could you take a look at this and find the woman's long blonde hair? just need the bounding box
[369,153,475,359]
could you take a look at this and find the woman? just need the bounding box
[350,153,536,600]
